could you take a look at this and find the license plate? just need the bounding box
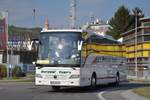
[50,81,60,85]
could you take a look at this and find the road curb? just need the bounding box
[121,90,148,100]
[0,79,34,83]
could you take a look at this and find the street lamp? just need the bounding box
[133,10,142,79]
[5,11,9,78]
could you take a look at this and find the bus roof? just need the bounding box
[41,29,83,33]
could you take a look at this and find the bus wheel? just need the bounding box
[51,86,60,91]
[91,74,97,88]
[115,72,120,86]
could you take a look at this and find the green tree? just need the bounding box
[107,5,132,39]
[12,66,22,77]
[0,64,7,78]
[8,25,42,38]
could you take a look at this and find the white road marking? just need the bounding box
[98,91,107,100]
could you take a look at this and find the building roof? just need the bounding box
[41,29,83,33]
[140,17,150,22]
[122,17,150,36]
[122,26,150,36]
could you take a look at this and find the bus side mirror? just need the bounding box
[29,39,41,50]
[78,40,83,51]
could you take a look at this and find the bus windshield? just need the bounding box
[38,32,82,65]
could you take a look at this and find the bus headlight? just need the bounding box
[69,75,80,79]
[35,74,43,78]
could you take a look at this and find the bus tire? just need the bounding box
[91,73,97,88]
[51,86,60,91]
[115,72,120,86]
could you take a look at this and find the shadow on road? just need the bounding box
[48,82,150,93]
[48,86,99,93]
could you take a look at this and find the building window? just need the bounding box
[137,36,142,43]
[144,22,150,27]
[144,36,150,41]
[144,28,150,34]
[0,26,4,33]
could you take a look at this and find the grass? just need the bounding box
[26,72,35,78]
[128,79,150,83]
[0,72,35,83]
[0,78,34,82]
[2,77,20,80]
[133,87,150,100]
[0,72,35,82]
[12,78,35,82]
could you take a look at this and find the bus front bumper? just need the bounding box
[35,78,81,86]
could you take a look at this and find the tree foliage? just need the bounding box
[0,64,7,78]
[107,6,144,39]
[12,66,22,77]
[107,6,131,39]
[8,25,42,39]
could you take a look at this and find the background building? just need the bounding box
[122,17,150,79]
[0,11,8,63]
[82,19,111,36]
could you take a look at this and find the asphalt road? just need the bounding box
[0,82,150,100]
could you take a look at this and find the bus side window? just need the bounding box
[97,57,103,63]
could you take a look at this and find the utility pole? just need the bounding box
[33,9,36,27]
[70,0,76,29]
[90,13,95,24]
[135,12,138,79]
[133,10,142,79]
[5,11,9,78]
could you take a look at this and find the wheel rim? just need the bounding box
[91,77,96,86]
[116,75,120,85]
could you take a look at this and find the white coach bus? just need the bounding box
[35,29,126,90]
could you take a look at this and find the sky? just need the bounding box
[0,0,150,28]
